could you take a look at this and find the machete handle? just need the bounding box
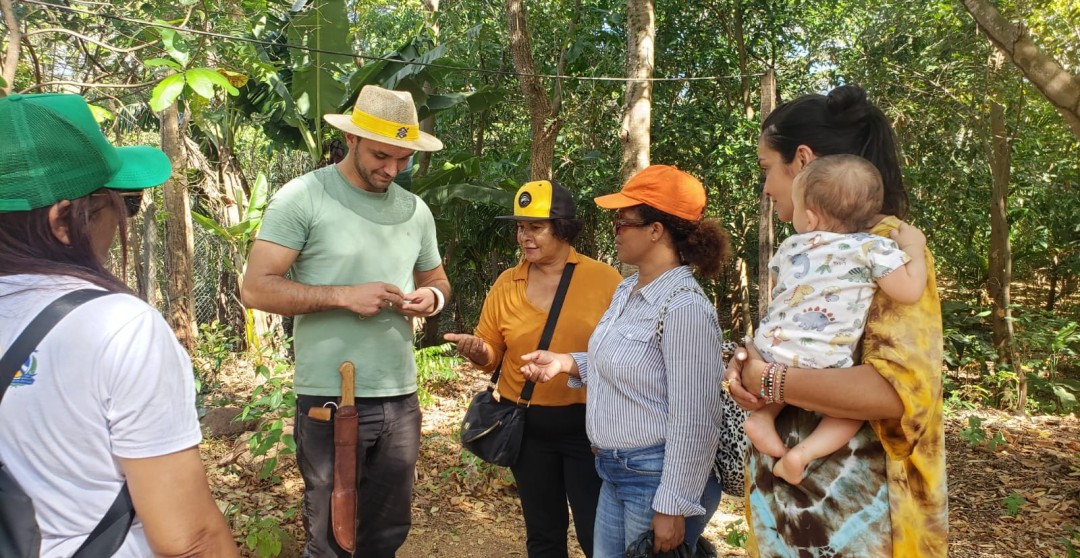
[339,361,355,408]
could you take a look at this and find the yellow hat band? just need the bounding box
[349,110,420,141]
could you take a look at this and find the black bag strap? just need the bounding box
[0,288,135,557]
[1,289,110,402]
[488,262,576,403]
[72,483,134,558]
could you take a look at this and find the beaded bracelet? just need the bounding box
[759,363,772,400]
[759,362,790,404]
[775,363,789,404]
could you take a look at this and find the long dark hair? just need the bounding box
[638,205,731,279]
[0,190,131,292]
[761,85,908,219]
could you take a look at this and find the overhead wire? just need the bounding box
[20,0,765,84]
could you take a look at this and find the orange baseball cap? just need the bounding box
[594,165,706,222]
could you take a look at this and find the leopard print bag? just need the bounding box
[657,286,749,498]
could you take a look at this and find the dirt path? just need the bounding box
[201,363,1080,557]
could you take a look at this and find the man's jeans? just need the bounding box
[295,393,421,558]
[592,444,712,558]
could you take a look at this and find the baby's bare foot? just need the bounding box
[745,411,788,458]
[774,446,809,484]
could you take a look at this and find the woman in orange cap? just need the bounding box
[520,165,731,556]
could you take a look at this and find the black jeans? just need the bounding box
[510,403,601,558]
[295,393,421,558]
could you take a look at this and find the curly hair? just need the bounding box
[637,205,731,279]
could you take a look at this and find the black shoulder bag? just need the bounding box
[460,263,576,466]
[0,289,136,558]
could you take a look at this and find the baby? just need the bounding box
[745,154,927,484]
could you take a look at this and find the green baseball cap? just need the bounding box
[0,93,173,212]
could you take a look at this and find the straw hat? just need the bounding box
[324,85,443,152]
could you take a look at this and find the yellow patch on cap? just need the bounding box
[515,180,554,219]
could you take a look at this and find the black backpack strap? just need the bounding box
[0,289,110,403]
[518,263,576,402]
[72,483,134,558]
[0,288,134,557]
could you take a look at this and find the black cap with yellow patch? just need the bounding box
[496,180,577,221]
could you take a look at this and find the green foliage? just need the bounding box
[145,27,241,111]
[1013,313,1080,413]
[1057,525,1080,558]
[1002,491,1026,517]
[239,345,297,482]
[941,298,1080,414]
[415,343,462,407]
[724,519,748,549]
[228,504,297,558]
[194,321,239,376]
[959,416,988,446]
[959,416,1008,451]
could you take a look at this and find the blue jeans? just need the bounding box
[593,444,713,557]
[685,473,722,547]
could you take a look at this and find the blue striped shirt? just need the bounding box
[570,265,723,516]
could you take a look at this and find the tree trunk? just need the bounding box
[756,69,778,326]
[1046,255,1058,311]
[619,0,654,183]
[160,102,197,351]
[734,0,753,119]
[1,0,21,95]
[986,49,1023,414]
[505,0,565,180]
[134,199,159,307]
[418,0,439,177]
[962,0,1080,141]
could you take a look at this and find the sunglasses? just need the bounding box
[611,218,649,233]
[92,190,144,218]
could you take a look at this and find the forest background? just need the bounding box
[1,0,1078,556]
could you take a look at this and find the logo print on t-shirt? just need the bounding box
[10,352,37,387]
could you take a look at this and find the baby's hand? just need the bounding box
[891,222,926,253]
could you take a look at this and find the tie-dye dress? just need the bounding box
[745,216,948,557]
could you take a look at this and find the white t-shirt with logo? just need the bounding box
[0,275,202,557]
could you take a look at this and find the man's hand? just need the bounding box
[399,287,438,317]
[443,333,491,366]
[651,512,685,553]
[344,282,405,317]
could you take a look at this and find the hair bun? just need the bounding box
[825,85,869,126]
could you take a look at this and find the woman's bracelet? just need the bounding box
[776,363,788,404]
[760,362,789,404]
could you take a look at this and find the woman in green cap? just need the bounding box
[0,93,238,557]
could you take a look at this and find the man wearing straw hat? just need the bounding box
[242,85,450,556]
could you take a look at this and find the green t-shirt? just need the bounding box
[257,165,442,397]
